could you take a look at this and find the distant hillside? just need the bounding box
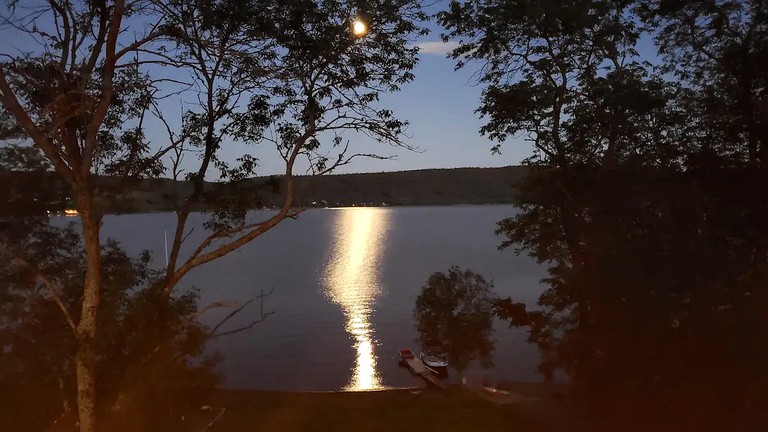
[2,167,529,214]
[286,166,528,207]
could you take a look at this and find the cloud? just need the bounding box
[414,41,460,56]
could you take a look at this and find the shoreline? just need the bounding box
[19,385,555,432]
[203,385,554,432]
[45,202,521,218]
[213,385,424,394]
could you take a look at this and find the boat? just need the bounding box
[399,348,415,361]
[397,348,418,371]
[419,352,448,373]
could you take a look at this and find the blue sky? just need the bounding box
[1,1,521,177]
[238,45,533,177]
[2,1,659,178]
[212,3,659,178]
[195,2,531,177]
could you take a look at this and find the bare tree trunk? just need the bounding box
[75,197,102,432]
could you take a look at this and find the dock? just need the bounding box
[401,356,448,390]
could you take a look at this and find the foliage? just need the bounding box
[439,0,768,171]
[0,216,220,431]
[493,297,530,327]
[414,266,496,371]
[0,145,70,216]
[498,170,768,429]
[0,2,427,430]
[441,0,768,429]
[636,0,768,167]
[438,0,673,167]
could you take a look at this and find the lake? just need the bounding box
[99,205,547,391]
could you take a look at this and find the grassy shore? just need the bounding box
[206,388,551,432]
[27,385,558,431]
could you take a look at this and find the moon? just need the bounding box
[352,20,367,36]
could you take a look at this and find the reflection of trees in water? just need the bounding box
[498,169,768,430]
[0,215,219,431]
[413,266,496,372]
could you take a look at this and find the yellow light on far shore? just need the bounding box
[352,19,367,36]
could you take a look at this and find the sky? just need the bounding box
[0,1,527,178]
[163,2,534,178]
[1,1,660,179]
[239,44,534,176]
[201,3,658,178]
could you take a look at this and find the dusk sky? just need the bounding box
[0,1,660,178]
[153,2,658,179]
[239,42,534,176]
[0,1,531,178]
[142,1,534,179]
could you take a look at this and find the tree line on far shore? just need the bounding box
[1,165,528,215]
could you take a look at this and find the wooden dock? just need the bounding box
[402,356,448,390]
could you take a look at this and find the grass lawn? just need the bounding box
[208,388,551,432]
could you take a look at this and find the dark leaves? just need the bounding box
[414,266,496,371]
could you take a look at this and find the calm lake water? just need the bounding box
[99,205,547,391]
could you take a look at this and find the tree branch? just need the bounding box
[7,253,77,335]
[160,103,317,299]
[114,21,168,61]
[82,0,126,177]
[186,209,304,264]
[0,65,75,185]
[208,288,274,339]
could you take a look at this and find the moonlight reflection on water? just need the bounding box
[323,208,390,391]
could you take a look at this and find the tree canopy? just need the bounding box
[0,1,428,430]
[414,266,496,371]
[439,1,768,429]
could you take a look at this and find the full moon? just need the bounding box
[352,20,367,36]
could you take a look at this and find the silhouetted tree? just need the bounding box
[498,174,768,431]
[438,0,679,168]
[438,1,691,338]
[0,1,427,430]
[493,297,530,327]
[0,217,220,431]
[441,1,768,430]
[636,0,768,168]
[0,148,225,431]
[414,266,495,372]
